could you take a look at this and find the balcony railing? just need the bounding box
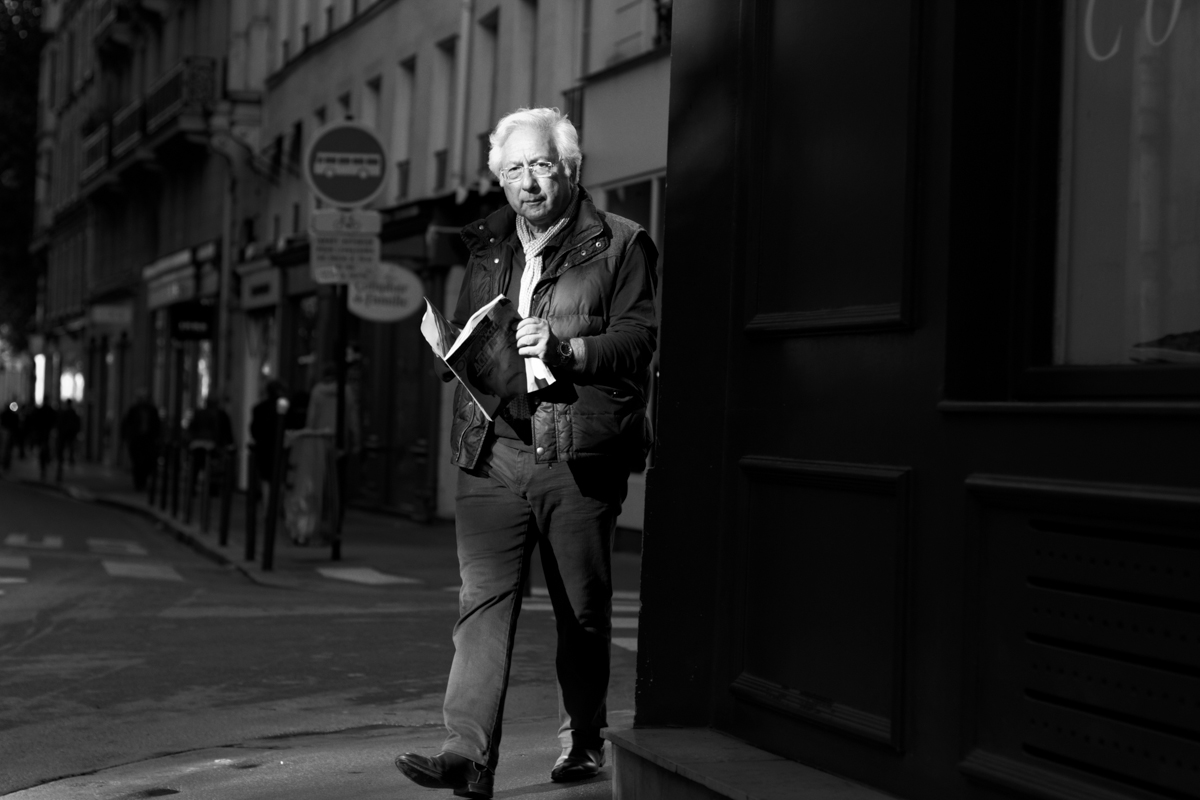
[81,123,111,184]
[111,100,144,158]
[145,56,217,134]
[94,0,133,54]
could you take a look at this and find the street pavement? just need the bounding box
[0,456,643,799]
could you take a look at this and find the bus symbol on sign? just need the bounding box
[304,122,389,208]
[315,152,384,180]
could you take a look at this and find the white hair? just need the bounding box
[487,107,582,184]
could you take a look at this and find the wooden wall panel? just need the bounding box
[744,0,919,337]
[734,457,911,750]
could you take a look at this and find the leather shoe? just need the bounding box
[550,746,605,782]
[394,751,494,799]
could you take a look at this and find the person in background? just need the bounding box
[28,402,58,482]
[121,390,162,491]
[250,380,286,504]
[0,400,19,474]
[54,399,81,482]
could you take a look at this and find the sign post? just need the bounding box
[302,121,390,561]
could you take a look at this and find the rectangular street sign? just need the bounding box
[309,209,382,235]
[310,231,380,284]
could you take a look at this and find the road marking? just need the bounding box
[88,539,149,557]
[103,561,184,581]
[0,577,28,584]
[317,567,422,586]
[613,637,638,653]
[612,617,638,629]
[4,533,63,550]
[613,589,640,601]
[0,555,31,569]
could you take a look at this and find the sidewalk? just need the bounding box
[5,456,644,598]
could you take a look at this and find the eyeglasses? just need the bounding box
[499,160,559,183]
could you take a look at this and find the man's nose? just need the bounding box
[520,169,539,191]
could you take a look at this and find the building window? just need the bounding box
[362,76,381,129]
[396,159,411,200]
[433,149,448,192]
[391,57,416,201]
[1055,0,1200,367]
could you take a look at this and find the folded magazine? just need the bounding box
[420,295,555,421]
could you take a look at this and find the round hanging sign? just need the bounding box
[348,262,424,323]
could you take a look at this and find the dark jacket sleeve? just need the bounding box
[576,231,659,386]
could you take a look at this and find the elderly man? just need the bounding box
[395,107,658,798]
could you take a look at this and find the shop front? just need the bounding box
[143,242,220,438]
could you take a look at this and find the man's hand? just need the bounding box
[516,317,559,361]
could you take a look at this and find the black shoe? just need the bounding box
[550,746,605,782]
[394,751,494,799]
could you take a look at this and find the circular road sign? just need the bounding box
[304,121,389,209]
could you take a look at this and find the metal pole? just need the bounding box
[333,284,347,561]
[262,397,289,571]
[243,446,258,555]
[200,445,214,533]
[218,445,234,545]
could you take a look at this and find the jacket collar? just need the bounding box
[461,186,605,256]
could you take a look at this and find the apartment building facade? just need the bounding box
[33,0,269,463]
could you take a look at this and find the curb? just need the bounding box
[19,475,305,590]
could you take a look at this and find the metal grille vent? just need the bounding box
[1019,517,1200,799]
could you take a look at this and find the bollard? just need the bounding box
[261,396,289,571]
[218,445,234,546]
[199,445,214,534]
[183,446,196,525]
[330,444,343,562]
[157,443,171,511]
[170,443,182,518]
[244,448,258,560]
[146,445,160,505]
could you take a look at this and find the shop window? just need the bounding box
[944,1,1200,401]
[1055,0,1200,368]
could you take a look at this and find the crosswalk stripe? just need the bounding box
[0,577,28,584]
[102,561,184,581]
[87,539,148,557]
[612,617,638,629]
[0,555,31,570]
[612,637,638,653]
[317,567,422,585]
[4,533,63,550]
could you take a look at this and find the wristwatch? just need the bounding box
[556,338,574,367]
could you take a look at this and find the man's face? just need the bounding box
[499,126,572,233]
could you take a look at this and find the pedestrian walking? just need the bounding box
[394,107,658,799]
[27,402,58,482]
[250,380,286,513]
[185,396,234,497]
[55,399,81,482]
[120,390,162,491]
[0,400,18,473]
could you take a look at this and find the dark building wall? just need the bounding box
[639,2,1200,800]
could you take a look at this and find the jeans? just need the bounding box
[442,439,629,771]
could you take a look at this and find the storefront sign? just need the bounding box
[170,303,214,340]
[348,262,424,323]
[311,231,380,284]
[91,304,133,327]
[147,273,196,309]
